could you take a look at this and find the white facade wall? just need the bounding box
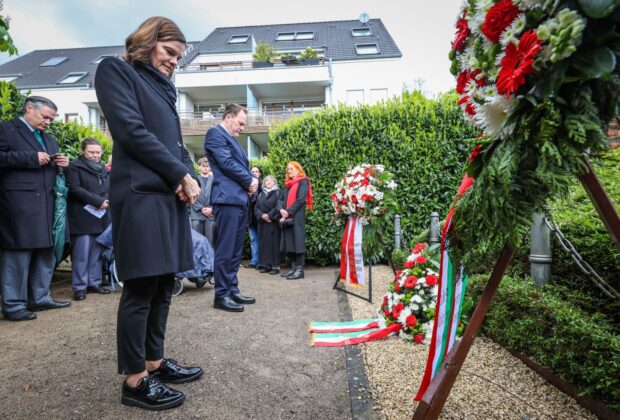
[330,58,404,106]
[191,52,253,64]
[21,87,100,126]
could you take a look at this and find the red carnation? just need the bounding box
[364,167,371,177]
[406,314,417,327]
[336,205,342,212]
[350,181,357,188]
[456,69,486,95]
[405,275,418,289]
[497,30,542,97]
[412,243,427,254]
[458,95,476,116]
[452,11,471,52]
[382,295,388,307]
[394,283,401,293]
[416,256,427,264]
[351,195,358,203]
[414,334,425,344]
[426,274,438,287]
[361,179,369,187]
[481,0,521,43]
[404,260,415,268]
[468,144,482,163]
[395,270,403,278]
[384,308,391,318]
[393,302,404,318]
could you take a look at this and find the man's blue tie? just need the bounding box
[33,130,46,152]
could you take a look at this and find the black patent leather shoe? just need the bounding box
[286,267,305,280]
[3,309,37,321]
[231,293,255,304]
[149,358,203,384]
[29,299,71,312]
[121,374,185,411]
[87,285,111,294]
[281,265,296,277]
[73,290,86,301]
[214,296,244,312]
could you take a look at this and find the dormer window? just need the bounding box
[295,32,314,40]
[276,32,295,41]
[228,35,250,44]
[355,43,380,55]
[0,75,20,83]
[352,28,373,37]
[57,72,87,84]
[92,54,117,64]
[40,56,68,67]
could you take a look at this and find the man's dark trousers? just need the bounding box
[213,204,247,299]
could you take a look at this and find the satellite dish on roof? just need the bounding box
[359,12,370,24]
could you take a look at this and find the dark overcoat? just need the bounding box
[66,156,111,236]
[280,179,308,254]
[189,174,214,222]
[95,57,194,282]
[0,118,62,249]
[254,188,282,266]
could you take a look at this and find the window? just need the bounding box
[92,54,117,64]
[355,44,380,55]
[295,31,314,40]
[0,75,19,82]
[276,32,295,41]
[352,28,373,37]
[65,113,79,123]
[370,88,388,104]
[57,72,87,84]
[40,56,68,67]
[346,89,364,105]
[228,34,250,44]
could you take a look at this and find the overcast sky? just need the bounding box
[2,0,463,94]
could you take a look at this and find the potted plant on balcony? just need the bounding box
[299,47,319,65]
[280,53,298,65]
[252,42,274,68]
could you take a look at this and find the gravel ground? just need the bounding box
[344,265,595,420]
[0,266,351,419]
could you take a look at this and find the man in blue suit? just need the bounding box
[204,104,258,312]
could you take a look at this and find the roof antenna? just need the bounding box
[358,12,370,26]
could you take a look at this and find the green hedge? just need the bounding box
[265,91,478,264]
[467,274,620,411]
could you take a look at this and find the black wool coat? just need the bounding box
[95,58,195,282]
[254,188,282,266]
[0,118,64,249]
[280,179,308,254]
[66,156,111,236]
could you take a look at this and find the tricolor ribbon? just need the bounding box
[309,319,401,347]
[339,216,365,285]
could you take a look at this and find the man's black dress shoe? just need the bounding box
[29,299,71,312]
[258,267,269,273]
[214,296,244,312]
[73,290,86,301]
[87,285,111,294]
[121,374,185,411]
[3,309,37,321]
[281,265,296,277]
[148,358,203,384]
[231,293,255,304]
[286,266,305,280]
[243,263,257,269]
[270,268,280,275]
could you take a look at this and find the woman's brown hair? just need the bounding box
[124,16,186,65]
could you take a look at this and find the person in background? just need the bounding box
[95,16,203,411]
[204,104,258,312]
[244,166,262,269]
[190,157,216,246]
[66,137,111,301]
[0,96,71,322]
[254,175,282,275]
[279,161,313,280]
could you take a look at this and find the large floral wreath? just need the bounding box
[449,0,619,267]
[378,243,439,344]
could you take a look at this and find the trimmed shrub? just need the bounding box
[266,91,478,264]
[467,274,620,411]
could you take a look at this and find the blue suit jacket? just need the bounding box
[204,124,253,207]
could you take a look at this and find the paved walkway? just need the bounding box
[0,267,352,419]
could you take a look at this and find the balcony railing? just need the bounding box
[177,58,326,73]
[178,106,324,134]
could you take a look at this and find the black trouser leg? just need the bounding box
[117,275,174,374]
[295,253,305,267]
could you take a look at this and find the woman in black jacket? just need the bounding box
[95,16,202,411]
[254,175,282,275]
[66,138,111,301]
[279,161,313,280]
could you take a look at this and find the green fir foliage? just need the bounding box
[266,91,478,264]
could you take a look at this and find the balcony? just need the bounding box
[178,106,325,136]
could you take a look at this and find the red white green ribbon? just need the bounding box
[415,174,473,401]
[339,216,365,285]
[310,319,401,347]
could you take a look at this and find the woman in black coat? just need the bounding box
[94,17,202,411]
[254,175,282,275]
[279,161,314,280]
[66,138,111,301]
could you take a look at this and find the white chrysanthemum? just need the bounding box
[419,289,425,296]
[371,207,381,215]
[386,180,396,189]
[398,307,412,325]
[400,331,413,341]
[459,46,476,71]
[375,191,384,200]
[357,201,366,208]
[334,219,341,226]
[412,303,419,311]
[474,94,518,139]
[468,4,489,36]
[375,164,385,172]
[514,0,545,10]
[358,216,368,225]
[412,295,423,303]
[500,14,526,46]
